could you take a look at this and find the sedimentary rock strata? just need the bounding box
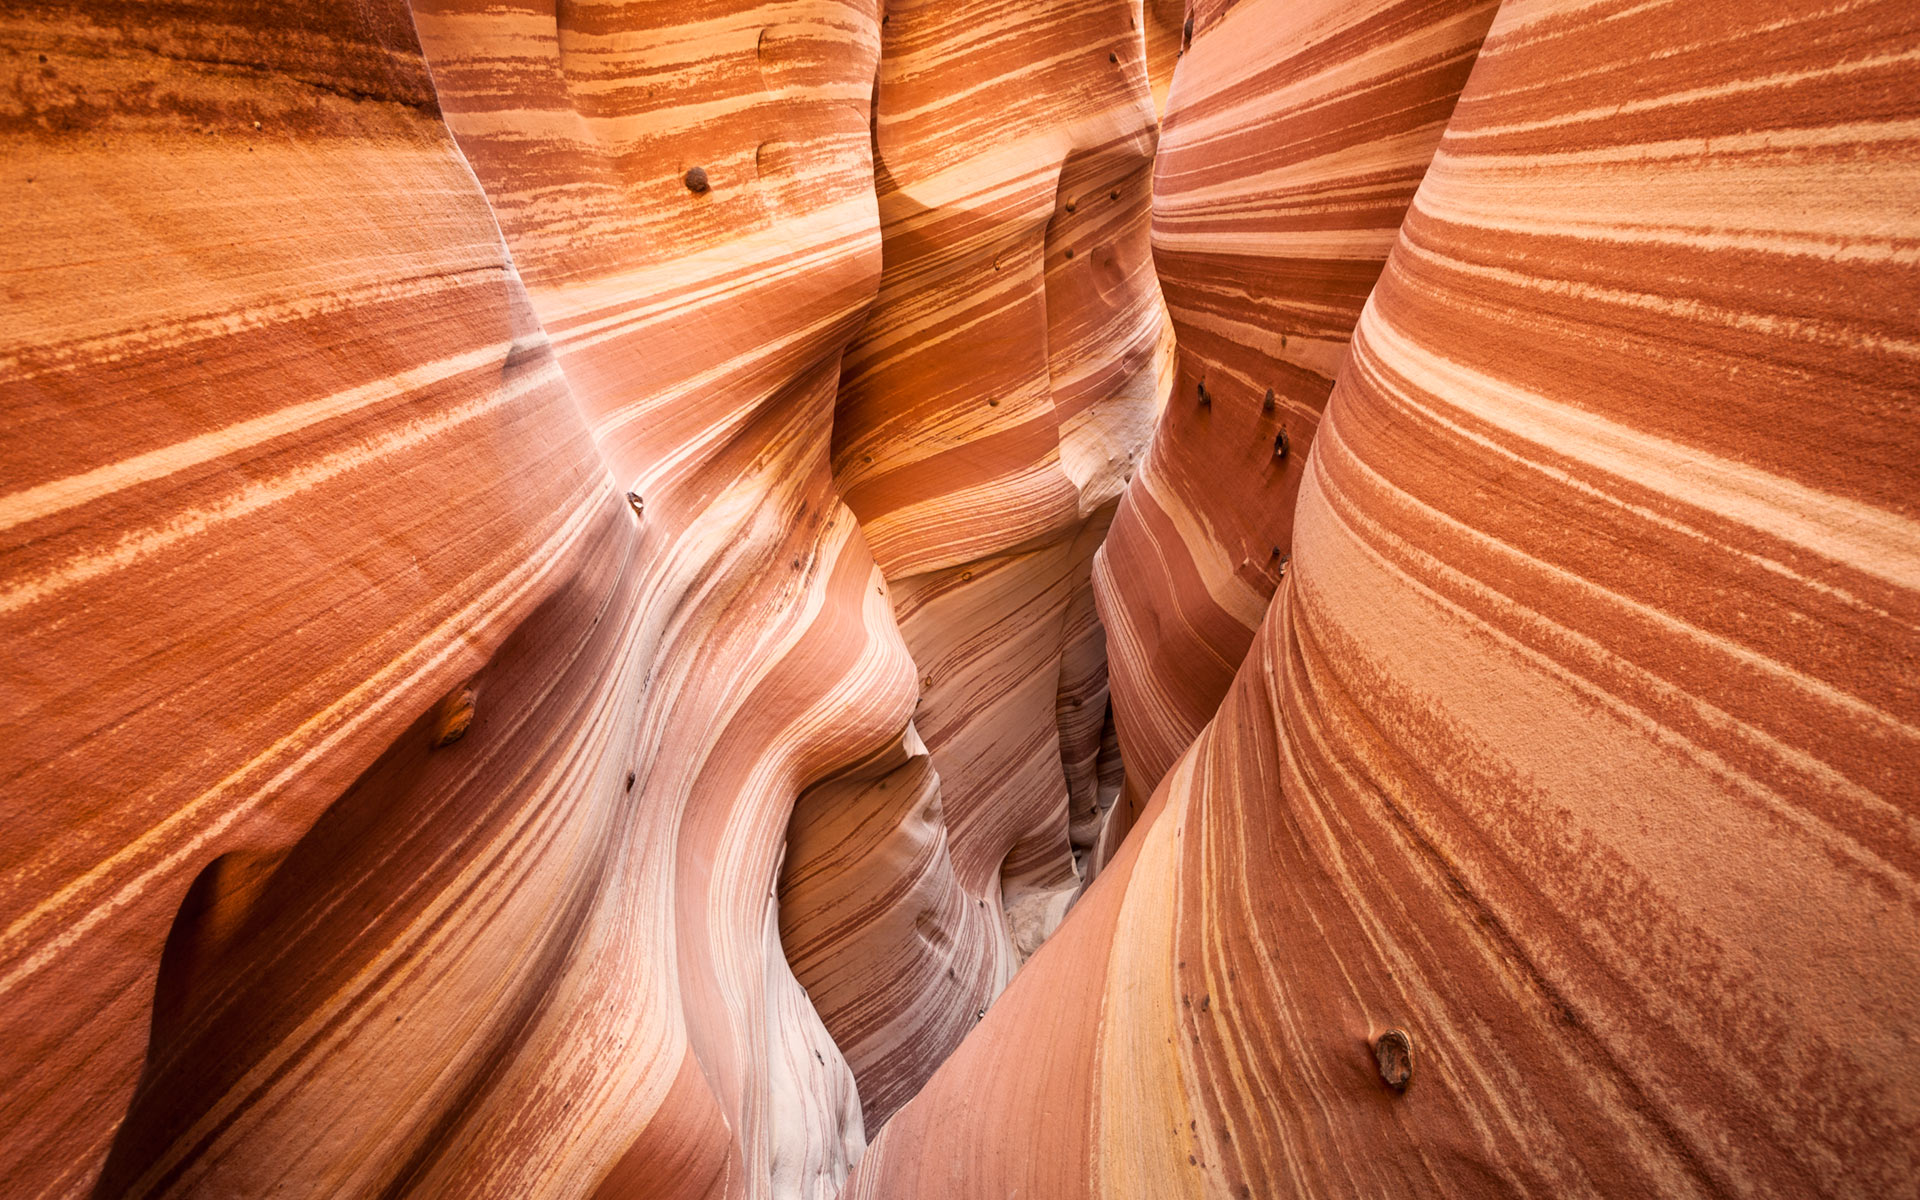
[3,4,619,1193]
[4,0,1161,1193]
[3,0,1916,1197]
[811,0,1170,1089]
[851,1,1920,1196]
[1096,0,1501,816]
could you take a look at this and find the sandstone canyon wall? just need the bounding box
[851,0,1920,1196]
[3,1,1917,1199]
[2,0,1161,1195]
[1095,0,1501,816]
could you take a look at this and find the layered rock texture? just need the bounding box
[1096,0,1501,814]
[3,2,1916,1200]
[854,0,1920,1197]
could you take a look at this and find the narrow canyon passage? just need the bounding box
[2,1,1916,1199]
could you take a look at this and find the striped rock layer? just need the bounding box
[848,0,1920,1197]
[4,0,1917,1198]
[1,0,1162,1197]
[805,0,1171,1119]
[2,3,626,1195]
[1096,0,1500,817]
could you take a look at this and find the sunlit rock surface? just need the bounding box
[849,0,1920,1196]
[801,0,1170,1121]
[2,4,624,1195]
[3,0,1917,1197]
[3,0,1158,1194]
[1096,0,1501,818]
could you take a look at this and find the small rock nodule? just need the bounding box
[1375,1028,1414,1091]
[683,166,710,193]
[430,686,477,749]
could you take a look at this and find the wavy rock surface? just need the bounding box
[797,0,1170,1119]
[1096,0,1500,814]
[849,0,1920,1195]
[2,0,1162,1193]
[5,0,1917,1195]
[1,4,624,1195]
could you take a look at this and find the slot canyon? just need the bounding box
[2,0,1916,1197]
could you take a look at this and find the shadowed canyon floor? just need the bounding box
[2,1,1917,1198]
